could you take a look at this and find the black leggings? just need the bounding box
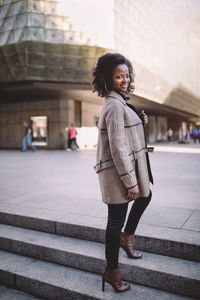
[68,138,79,149]
[105,190,152,270]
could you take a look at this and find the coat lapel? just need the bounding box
[107,91,127,106]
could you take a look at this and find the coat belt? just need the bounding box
[94,147,154,173]
[129,147,154,160]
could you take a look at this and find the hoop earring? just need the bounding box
[105,83,110,93]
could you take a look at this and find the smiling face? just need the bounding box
[112,64,130,94]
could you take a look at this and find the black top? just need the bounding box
[124,95,154,185]
[24,125,33,136]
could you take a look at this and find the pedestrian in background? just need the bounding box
[193,128,198,143]
[66,124,80,151]
[167,128,173,141]
[186,130,191,143]
[93,53,153,294]
[198,128,200,143]
[22,121,36,152]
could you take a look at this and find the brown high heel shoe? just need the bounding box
[120,232,142,259]
[102,267,130,293]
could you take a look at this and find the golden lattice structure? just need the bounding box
[0,0,107,83]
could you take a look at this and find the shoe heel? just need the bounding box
[102,278,105,292]
[121,245,128,256]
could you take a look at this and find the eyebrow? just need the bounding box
[115,72,129,75]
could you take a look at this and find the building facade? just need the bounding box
[0,0,200,149]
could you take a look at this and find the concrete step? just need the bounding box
[0,285,41,299]
[0,224,199,298]
[0,211,199,262]
[0,250,196,300]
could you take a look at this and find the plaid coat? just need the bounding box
[94,91,153,204]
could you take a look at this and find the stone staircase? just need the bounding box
[0,211,199,299]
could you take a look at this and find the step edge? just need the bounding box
[0,236,199,298]
[0,212,199,262]
[0,269,100,300]
[0,250,199,299]
[0,227,199,267]
[1,210,199,246]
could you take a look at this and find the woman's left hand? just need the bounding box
[140,110,148,126]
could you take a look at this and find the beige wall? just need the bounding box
[0,98,70,149]
[157,116,168,141]
[0,96,170,149]
[146,115,157,144]
[81,102,102,127]
[145,115,168,143]
[0,97,103,149]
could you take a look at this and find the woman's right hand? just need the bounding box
[127,185,139,201]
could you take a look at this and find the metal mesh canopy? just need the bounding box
[0,0,200,117]
[0,0,93,46]
[0,0,107,83]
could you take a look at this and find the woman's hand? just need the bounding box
[127,185,139,201]
[140,110,148,126]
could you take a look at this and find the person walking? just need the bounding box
[193,128,198,143]
[167,128,173,141]
[92,53,153,293]
[66,124,80,151]
[22,121,36,152]
[198,128,200,144]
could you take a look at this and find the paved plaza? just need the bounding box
[0,143,200,245]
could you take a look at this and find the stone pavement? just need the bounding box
[0,142,200,245]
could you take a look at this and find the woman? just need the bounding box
[92,53,153,293]
[66,124,80,151]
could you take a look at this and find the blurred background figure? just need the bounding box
[186,130,191,143]
[198,128,200,143]
[66,124,80,151]
[193,128,198,143]
[22,121,36,152]
[167,128,174,142]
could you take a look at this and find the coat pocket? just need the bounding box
[94,158,114,173]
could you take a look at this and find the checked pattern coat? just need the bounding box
[94,91,153,204]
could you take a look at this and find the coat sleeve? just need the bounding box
[105,102,138,189]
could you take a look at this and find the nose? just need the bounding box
[122,77,127,83]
